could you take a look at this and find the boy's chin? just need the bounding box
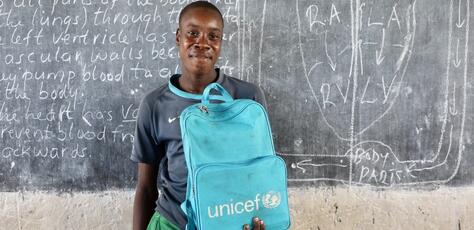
[187,65,215,76]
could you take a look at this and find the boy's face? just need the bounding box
[176,7,223,76]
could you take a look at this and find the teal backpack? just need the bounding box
[170,82,290,230]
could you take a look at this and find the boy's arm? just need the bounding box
[133,163,158,230]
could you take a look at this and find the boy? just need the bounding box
[131,1,266,230]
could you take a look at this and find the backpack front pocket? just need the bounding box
[193,155,290,230]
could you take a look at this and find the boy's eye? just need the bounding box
[209,34,221,41]
[187,31,199,37]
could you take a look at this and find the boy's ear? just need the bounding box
[176,28,180,46]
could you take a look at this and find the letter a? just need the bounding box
[330,4,341,25]
[387,4,401,31]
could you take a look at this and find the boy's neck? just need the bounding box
[179,69,218,94]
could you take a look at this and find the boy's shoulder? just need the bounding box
[220,74,263,97]
[222,74,259,89]
[142,83,169,104]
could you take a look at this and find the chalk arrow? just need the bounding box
[328,56,337,71]
[453,39,462,68]
[456,0,465,28]
[375,29,386,65]
[406,162,417,178]
[324,31,337,71]
[328,57,337,71]
[292,159,347,174]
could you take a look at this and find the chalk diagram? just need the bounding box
[287,0,470,186]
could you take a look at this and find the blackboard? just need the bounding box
[0,0,473,191]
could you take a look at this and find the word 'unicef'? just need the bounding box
[207,192,281,219]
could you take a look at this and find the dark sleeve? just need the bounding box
[254,85,268,110]
[130,98,163,166]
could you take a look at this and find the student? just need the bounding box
[131,1,267,230]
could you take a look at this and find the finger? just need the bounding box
[260,220,265,230]
[252,217,261,230]
[243,224,250,230]
[252,217,260,225]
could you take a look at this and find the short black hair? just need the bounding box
[178,1,224,27]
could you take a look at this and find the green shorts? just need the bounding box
[147,212,181,230]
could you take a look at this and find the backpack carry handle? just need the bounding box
[169,80,228,102]
[202,83,234,104]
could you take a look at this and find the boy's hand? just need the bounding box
[243,217,265,230]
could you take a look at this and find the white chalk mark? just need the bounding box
[82,6,87,29]
[456,0,465,28]
[450,82,458,115]
[297,0,415,145]
[387,3,402,31]
[257,0,267,86]
[324,31,337,71]
[338,45,351,56]
[321,83,336,109]
[288,178,351,184]
[434,0,455,167]
[395,35,412,72]
[306,5,325,32]
[10,162,15,171]
[392,44,405,48]
[367,7,383,27]
[363,2,415,117]
[278,152,347,158]
[453,39,462,67]
[291,162,307,173]
[336,78,351,104]
[358,39,364,76]
[237,0,241,80]
[296,0,353,142]
[353,2,417,137]
[243,0,247,81]
[294,159,347,174]
[412,125,454,171]
[82,100,92,127]
[406,163,417,178]
[330,3,342,25]
[447,0,469,183]
[381,75,397,104]
[360,76,377,104]
[348,0,362,186]
[308,61,323,76]
[376,29,386,65]
[363,42,378,46]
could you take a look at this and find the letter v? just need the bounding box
[335,78,350,103]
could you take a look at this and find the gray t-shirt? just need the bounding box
[130,69,267,229]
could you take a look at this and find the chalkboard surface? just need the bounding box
[0,0,473,191]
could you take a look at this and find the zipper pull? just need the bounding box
[198,105,208,114]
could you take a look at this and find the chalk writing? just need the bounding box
[0,0,267,190]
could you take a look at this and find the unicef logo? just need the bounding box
[262,191,281,209]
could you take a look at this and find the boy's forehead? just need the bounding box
[180,7,223,28]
